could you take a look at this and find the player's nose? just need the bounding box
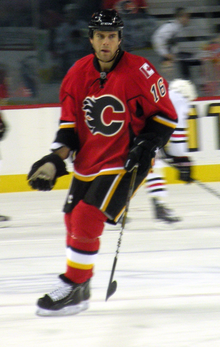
[102,37,110,45]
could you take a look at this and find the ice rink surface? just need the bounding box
[1,182,220,347]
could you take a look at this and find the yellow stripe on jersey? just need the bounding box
[100,173,125,212]
[152,115,177,129]
[114,176,146,222]
[73,167,126,182]
[59,122,76,129]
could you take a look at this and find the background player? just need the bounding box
[27,9,177,316]
[0,111,10,226]
[145,79,198,226]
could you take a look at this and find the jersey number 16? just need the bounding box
[150,78,166,103]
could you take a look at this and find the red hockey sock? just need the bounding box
[64,200,107,283]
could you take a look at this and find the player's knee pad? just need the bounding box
[65,200,107,243]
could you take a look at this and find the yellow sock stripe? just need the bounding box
[67,258,94,270]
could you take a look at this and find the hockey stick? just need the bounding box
[193,180,220,200]
[161,152,220,200]
[105,165,138,301]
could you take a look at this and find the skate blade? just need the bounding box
[154,220,181,230]
[36,300,89,317]
[0,221,11,228]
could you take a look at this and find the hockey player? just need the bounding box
[146,79,198,225]
[27,9,177,316]
[0,111,10,226]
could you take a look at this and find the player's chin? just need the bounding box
[99,51,112,60]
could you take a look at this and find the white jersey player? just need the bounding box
[145,79,198,225]
[0,111,10,226]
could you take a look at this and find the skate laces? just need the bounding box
[48,280,73,302]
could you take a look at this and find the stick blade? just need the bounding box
[105,280,117,301]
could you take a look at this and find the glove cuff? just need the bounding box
[133,133,162,150]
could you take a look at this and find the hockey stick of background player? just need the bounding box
[105,165,138,301]
[161,150,220,201]
[166,159,220,200]
[193,180,220,200]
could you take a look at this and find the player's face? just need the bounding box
[180,13,190,26]
[90,31,121,63]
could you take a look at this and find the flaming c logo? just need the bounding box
[83,95,125,136]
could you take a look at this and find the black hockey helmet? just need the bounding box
[88,9,124,39]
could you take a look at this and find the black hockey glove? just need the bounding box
[124,134,161,174]
[27,153,69,191]
[172,156,193,183]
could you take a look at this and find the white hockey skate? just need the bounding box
[152,198,181,229]
[0,215,11,228]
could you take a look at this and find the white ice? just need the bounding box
[0,182,220,347]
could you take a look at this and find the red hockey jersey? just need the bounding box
[57,51,177,180]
